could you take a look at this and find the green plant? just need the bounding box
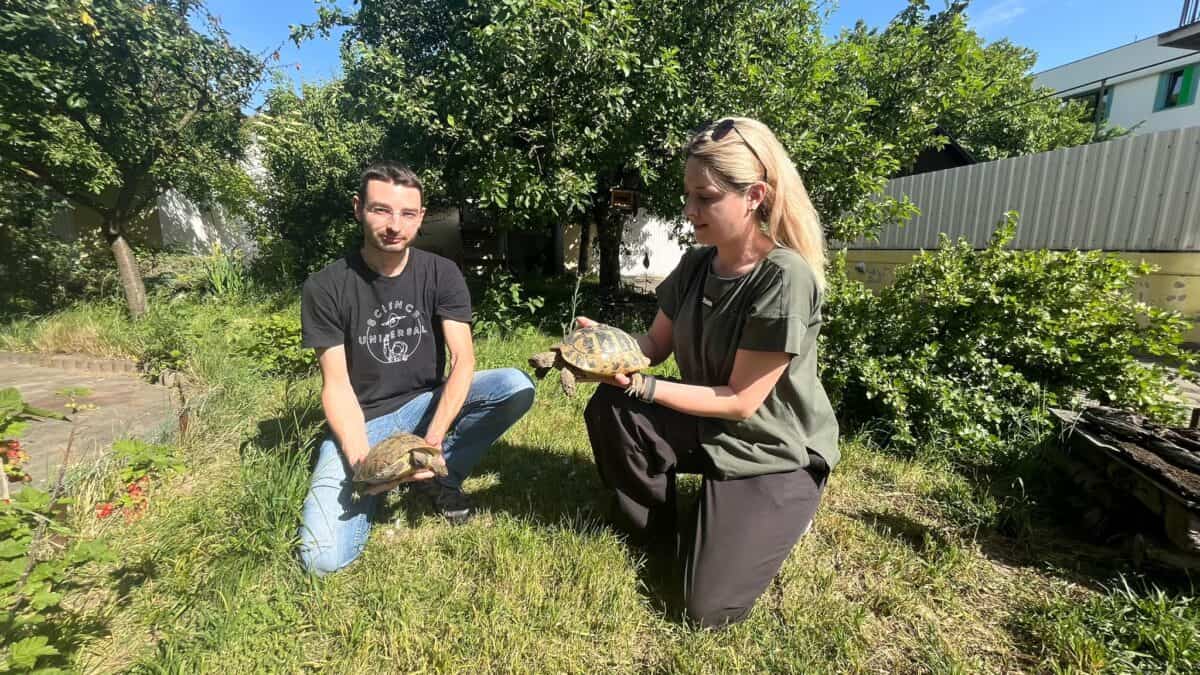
[236,312,314,378]
[112,439,183,485]
[0,388,65,491]
[821,213,1196,466]
[1,488,115,672]
[199,243,249,300]
[139,304,200,379]
[1021,577,1200,673]
[0,390,110,672]
[94,439,183,523]
[472,269,545,338]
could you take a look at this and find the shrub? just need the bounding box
[471,269,545,338]
[0,187,118,317]
[236,312,314,378]
[821,213,1196,466]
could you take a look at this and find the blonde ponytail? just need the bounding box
[685,117,827,289]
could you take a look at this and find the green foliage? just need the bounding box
[0,179,119,317]
[0,0,264,315]
[235,312,314,378]
[139,304,200,378]
[1021,578,1200,673]
[252,81,384,280]
[1,486,115,673]
[0,387,65,442]
[839,1,1100,172]
[199,243,249,301]
[471,270,546,338]
[821,213,1196,465]
[112,439,183,485]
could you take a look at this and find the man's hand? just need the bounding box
[342,444,370,469]
[359,433,443,495]
[362,469,437,495]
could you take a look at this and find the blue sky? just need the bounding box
[207,0,1185,105]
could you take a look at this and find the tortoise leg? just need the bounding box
[628,372,644,393]
[561,368,576,397]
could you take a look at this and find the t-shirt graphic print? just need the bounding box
[301,249,472,421]
[362,298,429,364]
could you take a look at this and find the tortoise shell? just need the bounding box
[352,432,448,488]
[558,324,650,375]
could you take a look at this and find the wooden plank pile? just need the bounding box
[1051,406,1200,568]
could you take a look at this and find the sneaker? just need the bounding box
[410,479,473,524]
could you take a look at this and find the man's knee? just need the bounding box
[489,367,535,414]
[298,540,343,577]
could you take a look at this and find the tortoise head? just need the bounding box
[410,448,449,477]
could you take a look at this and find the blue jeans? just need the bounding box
[298,368,535,575]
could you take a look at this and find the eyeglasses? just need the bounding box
[696,118,769,183]
[365,204,422,223]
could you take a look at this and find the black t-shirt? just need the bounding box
[301,249,473,421]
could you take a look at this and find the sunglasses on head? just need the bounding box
[695,118,769,183]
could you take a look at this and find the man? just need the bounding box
[298,161,535,576]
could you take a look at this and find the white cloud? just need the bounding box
[973,0,1028,31]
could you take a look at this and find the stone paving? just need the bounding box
[0,353,177,489]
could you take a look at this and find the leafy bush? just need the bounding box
[821,214,1196,466]
[0,182,119,317]
[1021,578,1200,673]
[471,269,545,338]
[236,312,314,378]
[253,81,383,281]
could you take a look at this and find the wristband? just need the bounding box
[625,374,657,404]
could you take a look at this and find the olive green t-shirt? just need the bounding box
[656,246,840,479]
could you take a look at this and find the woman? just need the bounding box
[581,117,839,628]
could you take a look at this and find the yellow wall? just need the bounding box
[843,250,1200,345]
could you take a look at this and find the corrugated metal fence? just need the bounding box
[848,126,1200,251]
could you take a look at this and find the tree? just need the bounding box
[305,0,1102,285]
[253,81,384,279]
[0,0,263,317]
[837,1,1097,168]
[320,0,695,290]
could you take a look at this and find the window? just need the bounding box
[1155,65,1196,111]
[1069,87,1113,122]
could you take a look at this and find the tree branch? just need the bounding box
[12,160,110,219]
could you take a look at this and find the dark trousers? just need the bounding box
[584,384,827,628]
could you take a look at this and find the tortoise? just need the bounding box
[528,323,650,397]
[352,432,449,492]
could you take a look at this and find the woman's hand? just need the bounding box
[573,315,598,329]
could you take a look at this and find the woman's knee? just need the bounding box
[584,383,624,428]
[684,596,753,629]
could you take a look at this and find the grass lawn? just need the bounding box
[3,295,1198,673]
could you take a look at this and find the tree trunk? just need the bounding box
[107,227,147,318]
[576,219,592,276]
[596,206,623,294]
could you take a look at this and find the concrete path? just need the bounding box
[0,353,177,489]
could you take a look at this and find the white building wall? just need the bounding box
[563,211,687,281]
[1033,37,1200,134]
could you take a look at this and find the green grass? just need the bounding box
[3,293,1199,673]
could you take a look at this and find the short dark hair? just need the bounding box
[357,161,422,205]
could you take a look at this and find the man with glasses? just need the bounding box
[298,161,535,576]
